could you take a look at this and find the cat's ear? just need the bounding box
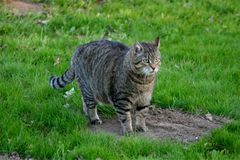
[134,42,143,54]
[154,37,160,48]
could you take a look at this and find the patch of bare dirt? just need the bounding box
[3,0,44,16]
[90,108,230,143]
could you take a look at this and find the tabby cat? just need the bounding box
[49,37,161,134]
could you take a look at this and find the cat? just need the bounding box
[49,37,161,135]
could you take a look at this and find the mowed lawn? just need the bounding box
[0,0,240,159]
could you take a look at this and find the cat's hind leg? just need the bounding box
[79,83,102,125]
[82,95,102,125]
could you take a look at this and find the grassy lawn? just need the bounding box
[0,0,240,159]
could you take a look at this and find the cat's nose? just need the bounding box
[150,65,156,71]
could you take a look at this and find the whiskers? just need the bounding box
[142,67,158,77]
[144,74,147,83]
[142,67,149,75]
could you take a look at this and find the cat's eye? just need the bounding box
[143,59,149,63]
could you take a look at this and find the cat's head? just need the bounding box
[131,37,161,76]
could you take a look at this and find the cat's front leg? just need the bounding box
[114,101,133,135]
[135,105,150,132]
[117,111,133,135]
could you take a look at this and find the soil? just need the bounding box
[90,107,230,143]
[3,0,44,16]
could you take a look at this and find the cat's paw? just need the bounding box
[135,125,148,132]
[121,127,133,136]
[90,119,102,125]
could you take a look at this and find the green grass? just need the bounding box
[0,0,240,159]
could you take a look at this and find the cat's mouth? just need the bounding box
[142,67,158,76]
[149,70,157,75]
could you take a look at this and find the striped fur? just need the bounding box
[49,68,75,89]
[49,37,161,134]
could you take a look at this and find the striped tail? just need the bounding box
[49,68,75,89]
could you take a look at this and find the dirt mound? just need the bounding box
[3,0,44,16]
[90,108,230,143]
